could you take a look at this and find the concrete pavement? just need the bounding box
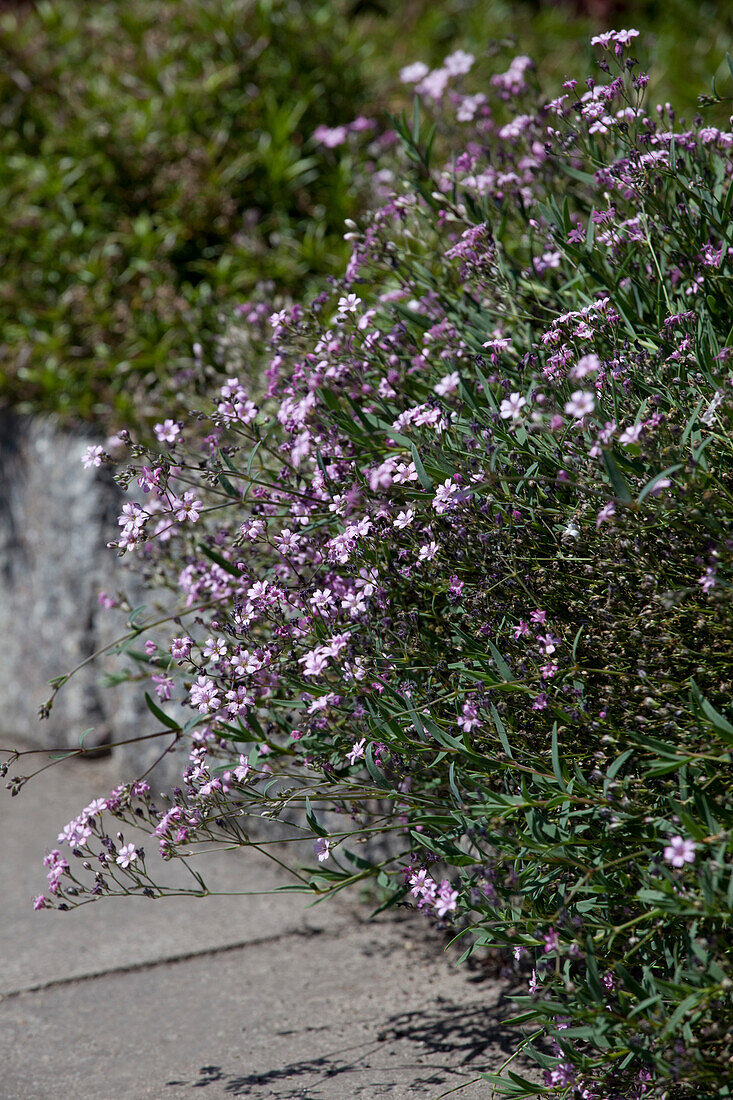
[1,747,516,1098]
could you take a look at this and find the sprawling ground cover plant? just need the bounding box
[6,29,733,1099]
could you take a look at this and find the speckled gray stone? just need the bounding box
[0,412,185,785]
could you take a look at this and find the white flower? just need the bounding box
[443,49,474,77]
[400,62,429,84]
[564,390,595,419]
[499,392,526,421]
[619,422,643,445]
[81,444,104,469]
[700,391,723,426]
[115,843,138,869]
[336,293,361,318]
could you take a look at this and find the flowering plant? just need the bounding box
[6,30,733,1099]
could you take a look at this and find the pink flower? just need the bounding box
[314,838,331,862]
[393,509,415,529]
[170,636,193,660]
[434,370,460,396]
[400,61,429,84]
[33,895,49,910]
[346,738,367,766]
[699,566,717,593]
[543,927,559,953]
[154,419,180,445]
[663,836,696,868]
[115,843,139,869]
[570,353,601,379]
[409,869,435,899]
[443,49,474,77]
[564,390,595,419]
[173,491,202,523]
[81,444,104,469]
[313,124,347,148]
[189,675,221,714]
[619,422,643,445]
[434,880,459,917]
[596,502,616,528]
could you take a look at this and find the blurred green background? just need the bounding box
[0,0,731,426]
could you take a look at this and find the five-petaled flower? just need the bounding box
[663,836,696,868]
[115,843,139,869]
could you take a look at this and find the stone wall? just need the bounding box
[0,412,183,787]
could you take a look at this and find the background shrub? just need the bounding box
[0,0,371,421]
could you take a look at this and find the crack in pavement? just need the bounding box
[0,923,334,1001]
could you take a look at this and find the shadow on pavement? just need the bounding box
[166,998,519,1097]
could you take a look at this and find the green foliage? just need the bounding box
[0,0,369,421]
[1,0,732,426]
[363,0,733,113]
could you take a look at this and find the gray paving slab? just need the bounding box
[1,746,348,995]
[1,747,522,1099]
[0,920,512,1099]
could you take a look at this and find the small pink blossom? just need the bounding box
[399,61,429,84]
[663,836,696,868]
[347,738,367,766]
[115,843,139,869]
[500,392,526,421]
[564,390,595,419]
[154,419,180,445]
[81,444,104,469]
[434,879,459,917]
[314,837,332,862]
[313,124,347,148]
[619,422,643,445]
[699,566,717,593]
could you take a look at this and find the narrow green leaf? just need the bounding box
[410,443,433,490]
[637,464,682,503]
[602,449,633,503]
[585,211,595,251]
[551,723,566,788]
[216,469,240,499]
[491,703,514,759]
[305,795,328,837]
[487,640,514,681]
[365,743,392,790]
[198,543,241,576]
[607,748,634,781]
[412,95,420,144]
[144,692,180,731]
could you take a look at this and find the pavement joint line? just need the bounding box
[0,923,338,1002]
